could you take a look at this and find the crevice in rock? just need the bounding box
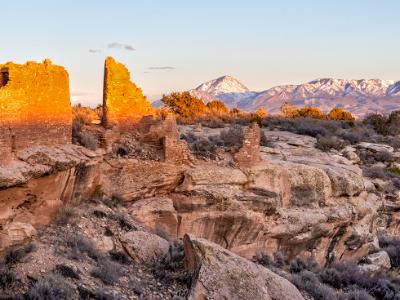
[59,168,73,202]
[325,225,347,266]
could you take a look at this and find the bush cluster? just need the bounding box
[379,235,400,268]
[181,124,245,159]
[363,111,400,136]
[254,252,400,300]
[72,119,98,150]
[72,104,102,125]
[162,92,207,119]
[153,241,193,286]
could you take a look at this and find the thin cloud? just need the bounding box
[108,42,135,51]
[89,49,101,54]
[148,66,176,70]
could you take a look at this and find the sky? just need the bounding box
[1,0,400,106]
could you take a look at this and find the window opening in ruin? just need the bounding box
[0,70,9,88]
[117,148,128,157]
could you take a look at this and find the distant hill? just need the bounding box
[168,76,400,117]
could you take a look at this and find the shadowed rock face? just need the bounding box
[102,56,153,130]
[0,59,72,166]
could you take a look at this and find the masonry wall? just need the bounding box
[0,59,72,164]
[102,57,153,130]
[163,136,190,164]
[234,123,261,168]
[143,114,180,142]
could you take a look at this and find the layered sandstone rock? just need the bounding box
[0,145,100,251]
[0,59,72,166]
[0,145,99,189]
[100,159,184,200]
[183,234,304,300]
[102,57,153,130]
[126,130,385,266]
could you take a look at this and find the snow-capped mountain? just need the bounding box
[188,76,400,117]
[189,76,255,105]
[192,75,249,96]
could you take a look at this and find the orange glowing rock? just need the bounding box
[102,57,153,130]
[0,59,72,165]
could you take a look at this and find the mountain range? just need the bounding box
[189,76,400,117]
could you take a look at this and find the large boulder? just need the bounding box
[120,230,169,264]
[183,234,304,300]
[365,251,391,270]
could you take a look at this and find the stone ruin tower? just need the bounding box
[0,59,72,165]
[102,57,153,130]
[234,123,261,168]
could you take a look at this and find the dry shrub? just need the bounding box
[64,233,101,261]
[363,166,388,179]
[379,235,400,267]
[27,274,78,300]
[0,270,18,290]
[297,106,325,119]
[363,113,389,136]
[54,265,80,280]
[206,100,228,114]
[72,104,100,125]
[316,135,346,152]
[280,101,299,118]
[191,138,217,159]
[328,108,355,121]
[162,92,207,119]
[4,242,37,265]
[254,253,400,300]
[55,206,75,226]
[91,260,121,285]
[200,116,225,128]
[219,125,244,147]
[255,107,268,118]
[72,122,98,150]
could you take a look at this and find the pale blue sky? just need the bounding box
[1,0,399,105]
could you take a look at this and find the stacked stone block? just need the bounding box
[102,57,153,130]
[0,59,72,165]
[234,123,261,167]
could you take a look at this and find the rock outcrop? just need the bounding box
[0,145,100,251]
[0,59,72,166]
[102,57,153,130]
[183,234,304,300]
[100,160,184,200]
[126,130,385,266]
